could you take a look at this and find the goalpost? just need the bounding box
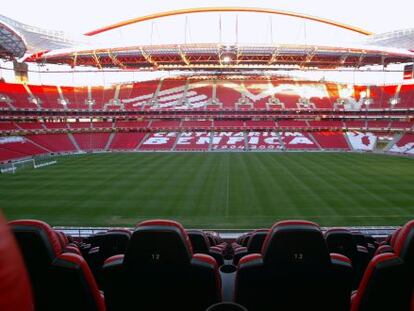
[0,156,57,174]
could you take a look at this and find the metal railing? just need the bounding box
[53,225,398,239]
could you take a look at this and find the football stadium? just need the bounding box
[1,1,414,310]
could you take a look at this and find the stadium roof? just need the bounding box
[1,7,414,70]
[0,21,26,59]
[365,28,414,52]
[23,43,414,70]
[0,14,83,56]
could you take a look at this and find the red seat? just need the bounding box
[0,213,34,311]
[187,230,224,266]
[325,228,370,288]
[102,219,221,310]
[235,220,352,311]
[350,253,410,311]
[394,220,414,309]
[9,220,105,311]
[87,230,132,288]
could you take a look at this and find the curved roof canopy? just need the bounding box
[85,7,373,36]
[0,21,26,59]
[25,43,414,71]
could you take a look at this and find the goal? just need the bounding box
[0,156,57,174]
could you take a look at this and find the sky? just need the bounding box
[2,0,413,36]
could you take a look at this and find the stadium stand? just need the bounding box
[44,122,69,130]
[247,132,282,150]
[27,134,76,152]
[279,132,319,150]
[389,133,414,154]
[108,132,147,150]
[2,127,414,162]
[245,120,276,129]
[346,132,377,151]
[73,133,111,151]
[0,136,48,161]
[174,132,211,150]
[0,121,19,131]
[211,132,246,150]
[312,132,350,150]
[2,80,414,112]
[17,122,45,130]
[114,120,149,129]
[139,132,177,150]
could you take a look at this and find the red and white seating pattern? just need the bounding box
[1,130,414,163]
[2,80,414,111]
[139,132,177,151]
[175,132,211,150]
[389,134,414,154]
[346,132,377,151]
[246,132,282,150]
[211,132,246,150]
[279,132,319,150]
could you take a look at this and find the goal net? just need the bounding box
[0,155,57,174]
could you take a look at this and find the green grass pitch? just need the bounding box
[1,152,414,229]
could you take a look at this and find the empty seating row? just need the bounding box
[3,130,414,162]
[1,120,412,134]
[4,217,414,310]
[0,131,402,163]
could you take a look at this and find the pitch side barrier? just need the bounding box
[54,226,398,239]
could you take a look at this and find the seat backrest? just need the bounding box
[0,215,34,311]
[235,220,352,311]
[9,219,105,311]
[100,230,131,259]
[353,232,368,248]
[56,231,69,249]
[390,227,402,248]
[124,219,192,268]
[325,228,369,288]
[325,228,358,260]
[351,253,411,311]
[393,220,414,311]
[246,229,268,253]
[103,219,220,311]
[394,220,414,267]
[9,220,62,310]
[262,221,331,267]
[188,230,211,253]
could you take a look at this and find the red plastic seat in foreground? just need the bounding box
[235,220,353,311]
[394,220,414,309]
[102,219,221,311]
[351,220,414,311]
[9,219,105,311]
[350,253,410,311]
[0,214,34,311]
